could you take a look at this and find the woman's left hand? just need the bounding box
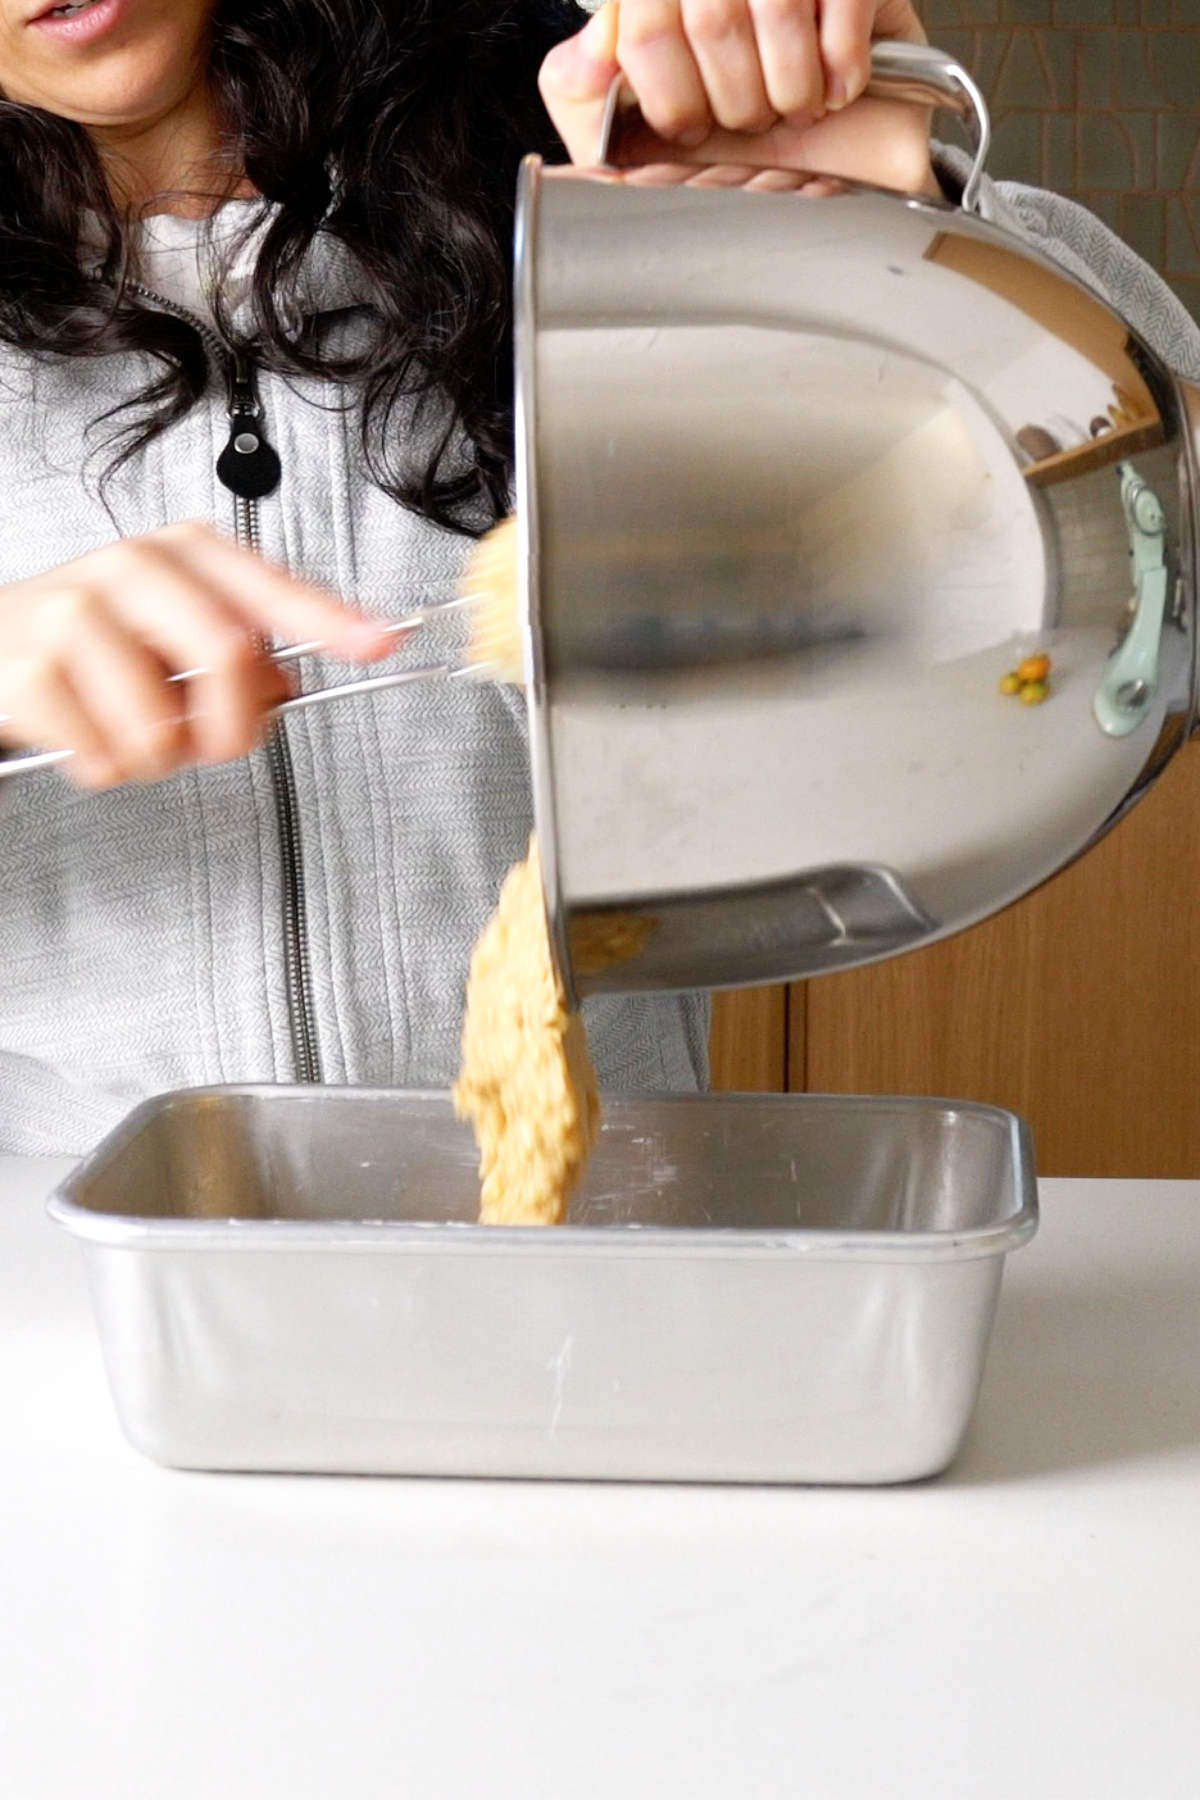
[539,0,939,198]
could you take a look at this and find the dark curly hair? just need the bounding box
[0,0,580,532]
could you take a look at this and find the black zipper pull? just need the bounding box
[216,352,282,501]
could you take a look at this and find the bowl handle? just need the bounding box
[597,38,992,213]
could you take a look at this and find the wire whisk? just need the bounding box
[0,518,522,780]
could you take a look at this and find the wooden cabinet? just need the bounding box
[709,982,790,1092]
[709,739,1200,1177]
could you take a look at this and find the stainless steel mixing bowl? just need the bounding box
[515,42,1199,999]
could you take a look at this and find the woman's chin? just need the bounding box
[9,10,210,139]
[23,65,200,133]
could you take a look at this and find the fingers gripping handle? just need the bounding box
[598,38,992,213]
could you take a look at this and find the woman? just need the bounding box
[0,0,1194,1154]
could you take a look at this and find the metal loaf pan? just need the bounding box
[49,1087,1037,1484]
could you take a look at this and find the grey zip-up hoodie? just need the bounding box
[1,161,1197,1155]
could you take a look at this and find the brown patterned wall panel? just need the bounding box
[922,1,1200,321]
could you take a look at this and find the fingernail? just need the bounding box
[678,126,708,149]
[826,77,849,110]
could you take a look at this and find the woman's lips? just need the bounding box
[28,0,125,45]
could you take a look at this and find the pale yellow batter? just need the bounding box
[454,837,601,1226]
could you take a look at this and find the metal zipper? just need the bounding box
[235,475,323,1087]
[130,284,323,1083]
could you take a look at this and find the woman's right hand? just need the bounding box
[540,0,935,197]
[0,522,390,791]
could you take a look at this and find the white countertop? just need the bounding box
[2,1154,1198,1800]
